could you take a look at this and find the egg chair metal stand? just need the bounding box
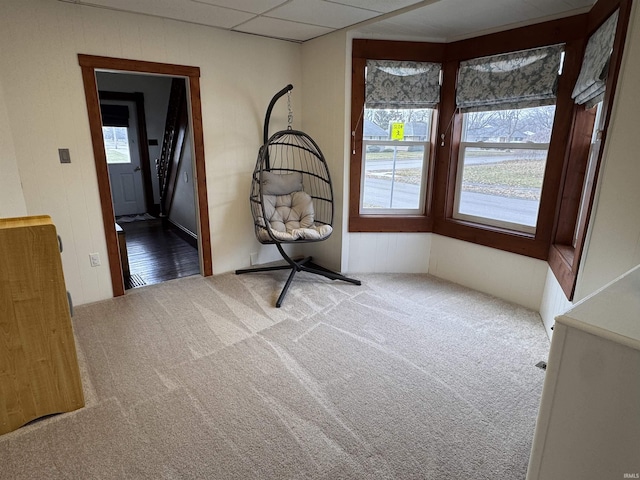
[235,84,360,307]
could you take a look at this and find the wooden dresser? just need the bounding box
[0,215,84,435]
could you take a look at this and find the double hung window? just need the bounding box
[453,45,564,233]
[360,60,441,215]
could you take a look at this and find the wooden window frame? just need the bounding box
[350,41,444,232]
[549,0,632,300]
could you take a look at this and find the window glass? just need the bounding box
[574,101,604,245]
[361,108,432,213]
[102,126,131,164]
[454,105,556,232]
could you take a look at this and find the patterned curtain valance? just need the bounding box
[456,44,564,112]
[572,9,619,108]
[365,60,442,109]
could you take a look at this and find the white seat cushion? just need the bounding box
[256,191,332,242]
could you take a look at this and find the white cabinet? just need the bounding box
[527,265,640,479]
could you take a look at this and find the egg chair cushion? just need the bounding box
[256,190,332,242]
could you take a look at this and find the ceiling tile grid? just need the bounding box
[58,0,598,43]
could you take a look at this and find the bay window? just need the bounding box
[350,0,630,298]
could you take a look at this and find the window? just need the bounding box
[102,126,131,164]
[549,5,626,300]
[100,103,131,164]
[574,101,603,246]
[361,108,433,213]
[454,105,555,233]
[360,59,441,216]
[452,45,564,234]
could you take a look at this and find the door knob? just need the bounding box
[134,166,141,172]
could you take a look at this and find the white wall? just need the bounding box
[300,31,350,272]
[0,76,27,218]
[348,232,431,274]
[0,0,300,305]
[430,235,548,311]
[539,267,572,337]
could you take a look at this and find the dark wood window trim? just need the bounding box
[549,0,632,300]
[351,17,586,256]
[434,19,587,260]
[78,54,212,297]
[350,0,630,279]
[349,41,444,233]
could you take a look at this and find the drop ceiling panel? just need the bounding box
[75,0,254,28]
[266,0,379,29]
[192,0,287,15]
[233,16,334,41]
[60,0,598,43]
[356,0,595,42]
[326,0,425,14]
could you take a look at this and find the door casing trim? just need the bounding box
[79,54,213,297]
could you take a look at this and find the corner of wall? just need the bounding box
[428,234,547,311]
[0,77,27,218]
[539,266,573,339]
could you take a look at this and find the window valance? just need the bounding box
[572,9,619,108]
[456,44,564,112]
[365,60,441,109]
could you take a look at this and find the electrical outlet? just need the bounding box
[89,253,101,267]
[250,252,258,265]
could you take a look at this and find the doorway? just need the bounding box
[79,54,213,297]
[97,77,199,290]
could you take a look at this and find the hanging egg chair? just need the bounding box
[236,84,361,307]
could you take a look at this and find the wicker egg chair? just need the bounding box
[236,85,360,307]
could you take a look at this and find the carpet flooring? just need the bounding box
[0,271,550,479]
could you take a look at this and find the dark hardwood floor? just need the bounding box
[119,219,200,290]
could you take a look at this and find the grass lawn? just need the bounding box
[463,159,545,189]
[365,156,546,200]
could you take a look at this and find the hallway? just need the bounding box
[118,218,199,289]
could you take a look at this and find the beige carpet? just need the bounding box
[0,271,549,479]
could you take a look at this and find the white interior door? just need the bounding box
[102,100,146,216]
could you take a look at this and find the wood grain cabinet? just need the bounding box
[526,265,640,479]
[0,215,84,436]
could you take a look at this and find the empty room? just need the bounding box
[1,0,639,478]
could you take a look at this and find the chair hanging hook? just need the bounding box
[287,90,293,129]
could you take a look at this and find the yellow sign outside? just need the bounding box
[391,122,405,140]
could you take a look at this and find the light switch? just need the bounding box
[58,148,71,164]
